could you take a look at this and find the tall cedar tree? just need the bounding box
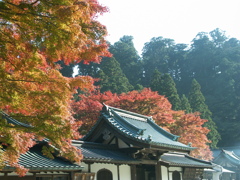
[110,36,142,87]
[159,74,181,111]
[0,0,110,175]
[189,79,221,148]
[96,57,133,94]
[150,69,162,92]
[180,94,192,113]
[72,89,212,160]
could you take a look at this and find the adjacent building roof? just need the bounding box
[72,140,138,164]
[4,145,83,171]
[83,104,193,151]
[212,146,240,158]
[214,149,240,166]
[160,152,213,168]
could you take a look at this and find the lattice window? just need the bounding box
[183,168,203,180]
[74,173,95,180]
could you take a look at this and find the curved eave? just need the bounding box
[81,115,104,141]
[160,161,212,168]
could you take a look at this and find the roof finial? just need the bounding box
[147,135,152,142]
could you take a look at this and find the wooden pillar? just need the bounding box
[4,172,7,180]
[130,165,137,180]
[33,172,36,180]
[155,162,162,180]
[88,163,91,173]
[117,164,120,180]
[167,167,170,180]
[70,172,74,180]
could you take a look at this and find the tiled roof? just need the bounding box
[0,111,32,128]
[83,105,193,151]
[4,146,82,171]
[72,140,138,164]
[160,152,213,168]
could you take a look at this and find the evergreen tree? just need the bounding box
[110,36,142,87]
[188,79,220,148]
[180,94,192,113]
[159,73,181,111]
[150,69,162,92]
[96,57,133,94]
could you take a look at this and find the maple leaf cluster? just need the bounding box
[0,0,110,175]
[72,88,213,160]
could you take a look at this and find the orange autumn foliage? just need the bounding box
[73,88,213,160]
[0,0,110,175]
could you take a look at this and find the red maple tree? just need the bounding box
[72,88,213,160]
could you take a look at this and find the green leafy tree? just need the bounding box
[96,57,133,94]
[142,37,188,86]
[188,79,220,148]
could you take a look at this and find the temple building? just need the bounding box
[0,104,215,180]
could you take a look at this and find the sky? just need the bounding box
[97,0,240,54]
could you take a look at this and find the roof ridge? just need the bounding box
[110,109,146,134]
[72,140,119,150]
[222,149,240,159]
[103,104,150,119]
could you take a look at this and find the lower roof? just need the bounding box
[160,152,213,168]
[73,140,213,169]
[3,145,83,171]
[72,140,139,164]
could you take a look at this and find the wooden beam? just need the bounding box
[117,165,120,180]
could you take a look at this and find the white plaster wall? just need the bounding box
[80,162,131,180]
[119,164,131,180]
[161,166,169,180]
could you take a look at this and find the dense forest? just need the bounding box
[60,28,240,148]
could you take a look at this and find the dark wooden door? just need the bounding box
[172,171,181,180]
[97,169,113,180]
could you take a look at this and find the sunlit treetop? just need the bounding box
[0,0,110,65]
